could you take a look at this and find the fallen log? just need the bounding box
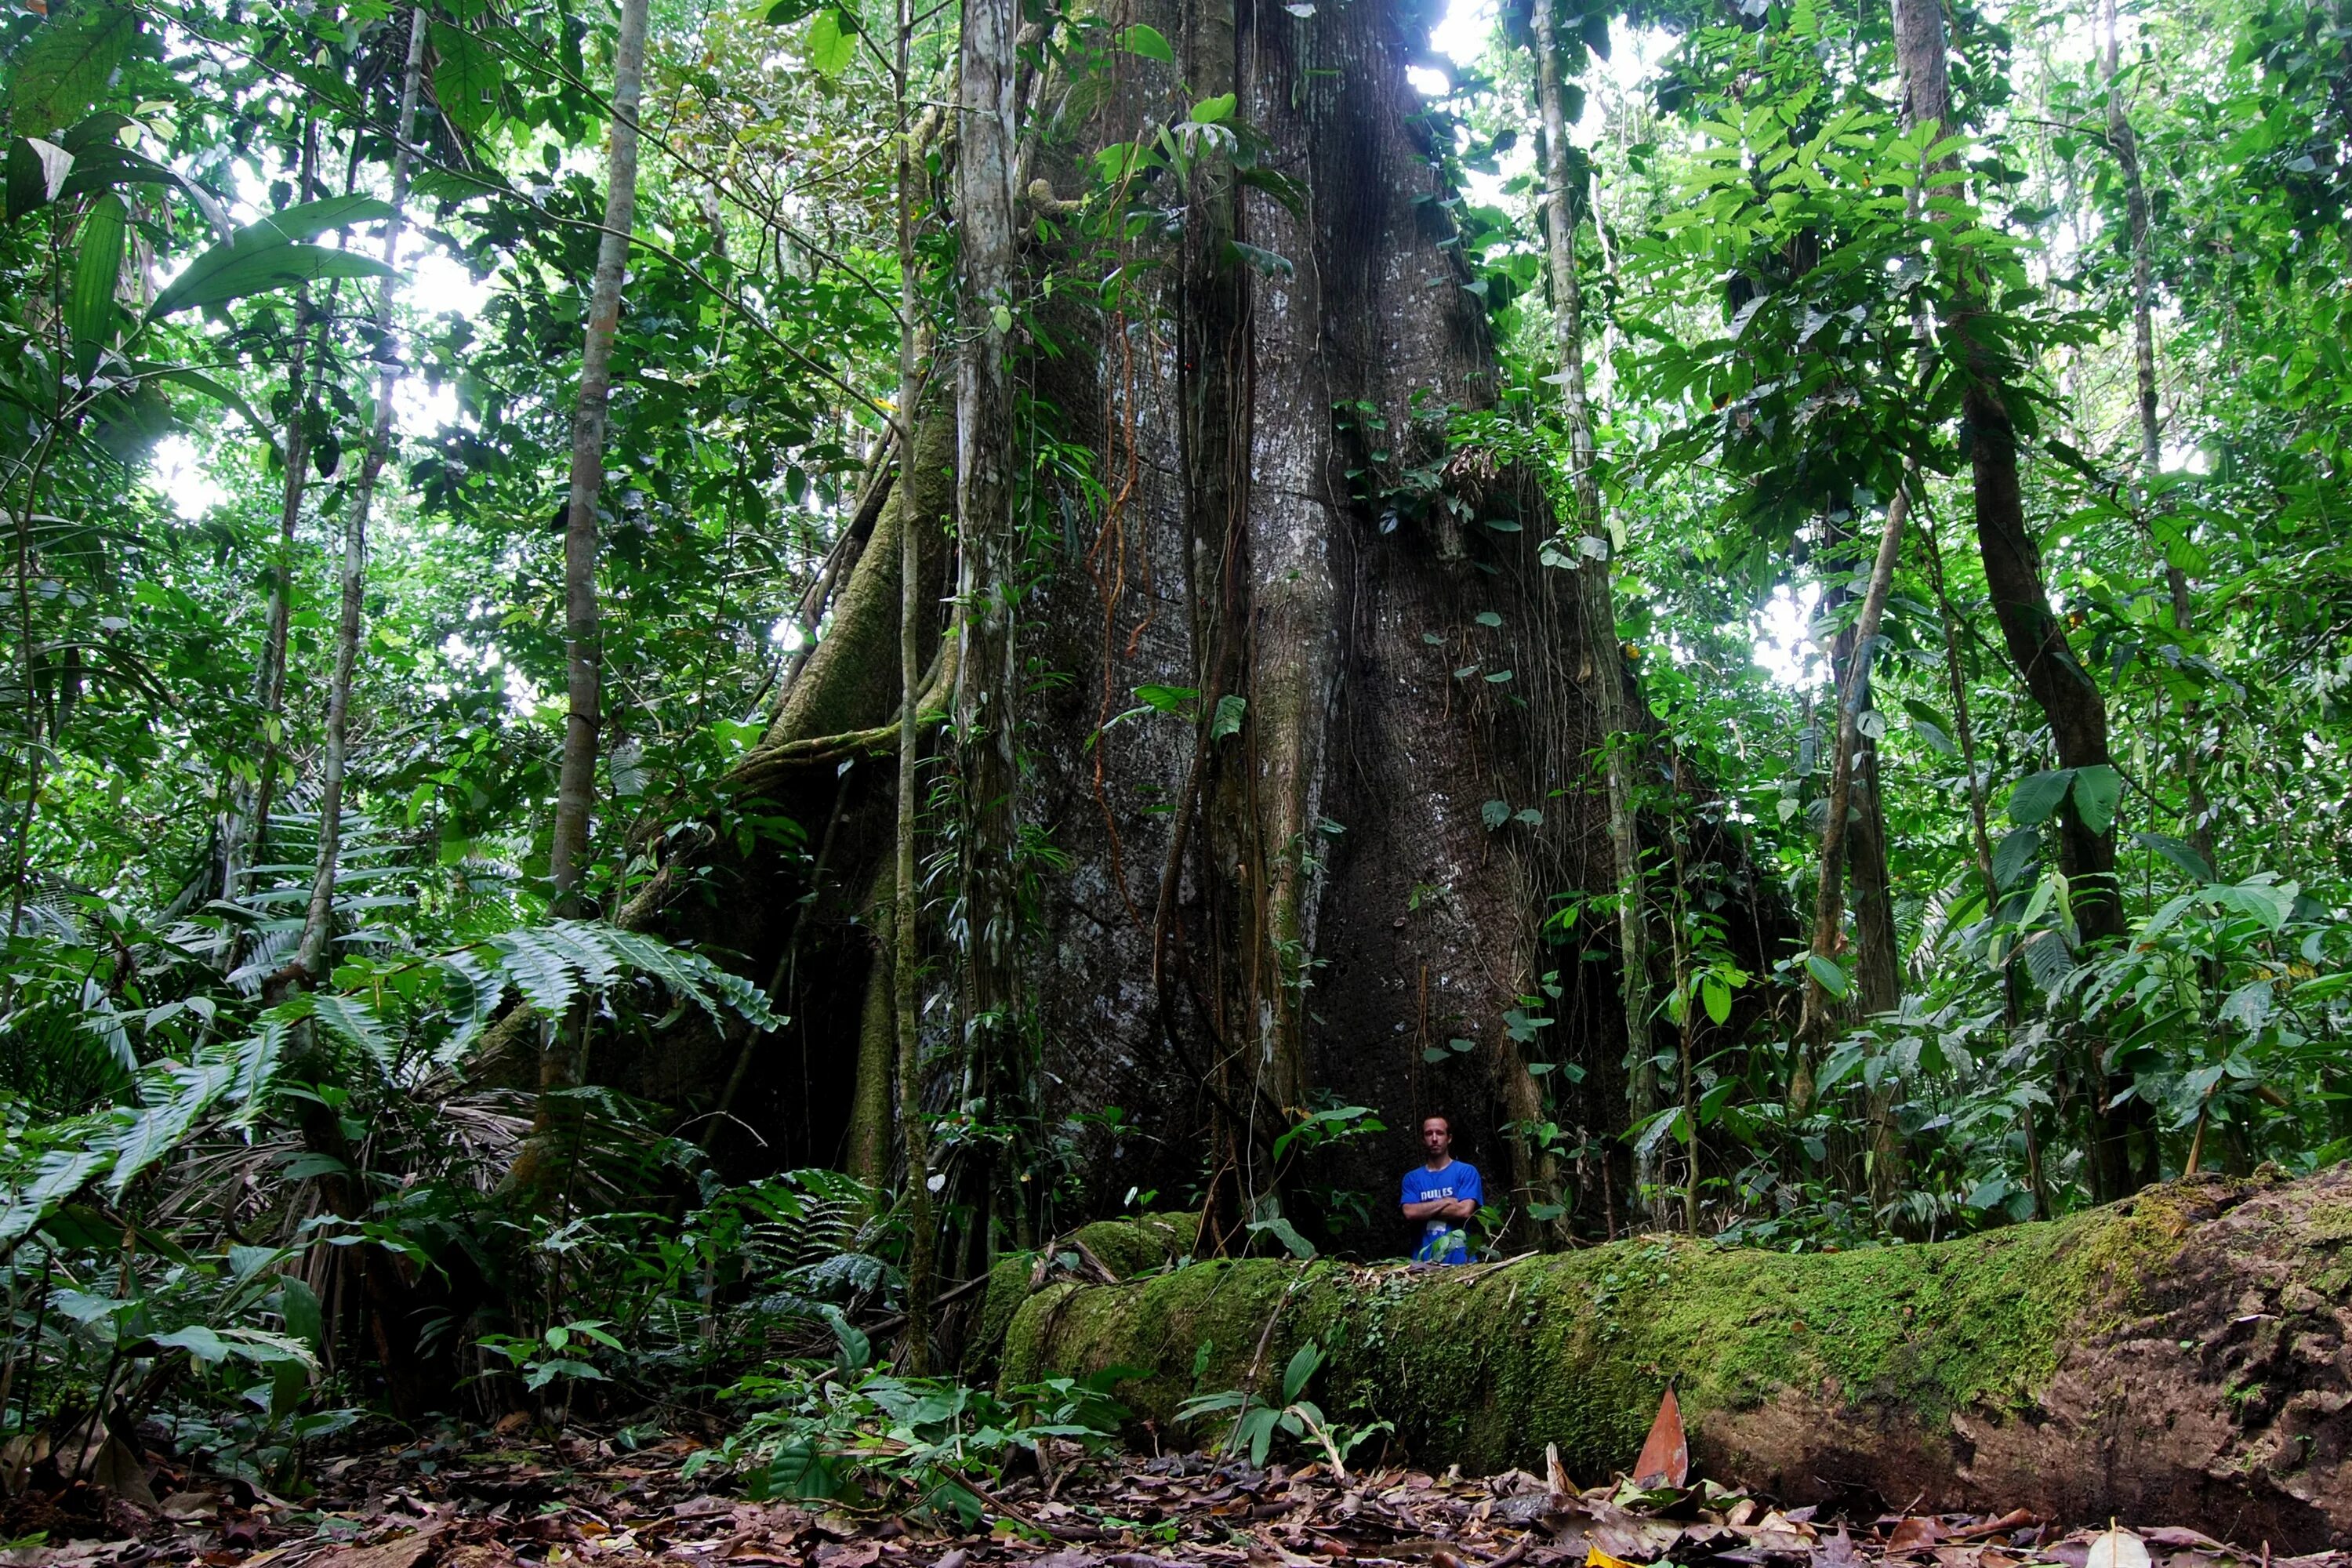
[989,1170,2352,1551]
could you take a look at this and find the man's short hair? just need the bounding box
[1421,1114,1450,1132]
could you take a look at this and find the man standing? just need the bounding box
[1399,1115,1482,1264]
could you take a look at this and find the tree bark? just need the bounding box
[995,1169,2352,1552]
[895,0,939,1370]
[1793,484,1907,1114]
[292,3,428,986]
[949,0,1024,1254]
[596,0,1779,1251]
[546,0,652,914]
[510,0,651,1207]
[1530,0,1657,1236]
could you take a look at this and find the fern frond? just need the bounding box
[434,949,502,1065]
[0,1147,108,1247]
[485,927,580,1016]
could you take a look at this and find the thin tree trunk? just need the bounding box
[511,0,653,1207]
[1831,593,1902,1019]
[950,0,1022,1267]
[547,0,652,914]
[1890,0,2141,1199]
[894,0,938,1371]
[1793,484,1908,1109]
[1530,3,1660,1225]
[291,4,428,985]
[1817,494,1913,1220]
[223,114,321,927]
[1922,506,2042,1214]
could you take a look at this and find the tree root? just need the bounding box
[724,632,960,797]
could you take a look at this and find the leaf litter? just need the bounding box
[2,1417,2343,1568]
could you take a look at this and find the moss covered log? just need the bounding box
[992,1171,2352,1550]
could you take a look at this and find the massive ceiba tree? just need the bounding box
[582,0,1775,1250]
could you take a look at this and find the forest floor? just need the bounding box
[4,1424,2347,1568]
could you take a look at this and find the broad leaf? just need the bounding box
[1805,951,1849,999]
[1120,23,1174,62]
[2135,830,2215,884]
[149,195,397,320]
[2007,769,2074,826]
[6,5,141,139]
[2070,764,2122,835]
[5,137,74,221]
[804,9,856,76]
[1993,826,2039,891]
[67,191,125,376]
[431,23,503,134]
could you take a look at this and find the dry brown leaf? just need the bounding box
[310,1527,443,1568]
[1886,1519,1944,1555]
[1630,1388,1689,1490]
[1816,1526,1864,1568]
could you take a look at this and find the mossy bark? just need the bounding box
[994,1171,2352,1550]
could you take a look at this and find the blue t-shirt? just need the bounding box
[1400,1160,1482,1263]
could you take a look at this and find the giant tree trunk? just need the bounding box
[993,1168,2352,1552]
[598,0,1788,1248]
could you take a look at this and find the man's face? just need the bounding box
[1421,1119,1451,1160]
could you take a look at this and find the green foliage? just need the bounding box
[688,1360,1131,1523]
[1174,1339,1392,1478]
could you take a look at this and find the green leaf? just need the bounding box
[430,22,503,135]
[276,1277,325,1352]
[2135,831,2216,885]
[2006,768,2074,826]
[1279,1338,1324,1403]
[1120,23,1174,62]
[149,196,397,320]
[56,140,231,238]
[5,136,74,221]
[804,9,857,76]
[5,4,141,140]
[1247,1216,1316,1260]
[822,1305,870,1371]
[1481,799,1510,830]
[1993,825,2039,891]
[1190,93,1236,125]
[152,367,283,460]
[1700,973,1732,1025]
[1805,952,1849,1000]
[2069,764,2122,835]
[152,1325,230,1365]
[434,949,503,1062]
[67,191,125,376]
[1133,683,1199,713]
[1210,694,1247,739]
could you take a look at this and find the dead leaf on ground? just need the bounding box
[307,1527,443,1568]
[1886,1518,1944,1554]
[1817,1526,1865,1568]
[1630,1388,1688,1490]
[2088,1526,2152,1568]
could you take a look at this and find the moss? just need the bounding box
[1070,1212,1201,1276]
[992,1199,2191,1477]
[965,1214,1205,1379]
